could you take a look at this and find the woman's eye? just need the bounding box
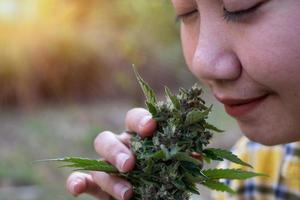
[223,2,264,22]
[176,10,198,23]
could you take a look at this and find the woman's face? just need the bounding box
[171,0,300,145]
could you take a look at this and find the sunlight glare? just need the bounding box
[0,0,17,20]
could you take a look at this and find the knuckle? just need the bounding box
[91,171,109,189]
[105,141,120,156]
[92,172,131,200]
[94,131,130,163]
[117,132,131,145]
[69,172,86,185]
[94,131,114,150]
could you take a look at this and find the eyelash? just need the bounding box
[222,2,263,22]
[176,2,264,23]
[175,10,198,22]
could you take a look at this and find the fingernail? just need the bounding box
[139,115,152,129]
[114,183,130,200]
[116,153,130,172]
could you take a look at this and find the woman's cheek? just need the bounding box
[181,25,195,69]
[248,36,300,92]
[236,5,300,91]
[180,23,200,73]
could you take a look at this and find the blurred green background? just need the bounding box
[0,0,240,199]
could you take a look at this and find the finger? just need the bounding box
[116,131,132,147]
[125,108,157,137]
[94,131,135,172]
[91,171,133,200]
[66,172,110,199]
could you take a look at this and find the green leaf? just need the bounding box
[185,184,200,195]
[203,148,252,168]
[202,168,267,180]
[165,86,180,110]
[146,101,157,116]
[202,149,223,161]
[202,180,235,194]
[41,76,266,198]
[185,106,212,126]
[183,172,208,183]
[173,179,186,190]
[148,150,165,160]
[133,65,157,105]
[172,152,202,166]
[38,157,118,173]
[145,159,154,174]
[204,122,224,133]
[202,156,212,164]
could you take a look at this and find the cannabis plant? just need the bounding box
[42,68,265,200]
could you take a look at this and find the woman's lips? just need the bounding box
[215,94,269,117]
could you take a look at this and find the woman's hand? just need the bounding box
[66,108,157,200]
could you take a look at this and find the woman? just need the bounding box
[66,0,300,199]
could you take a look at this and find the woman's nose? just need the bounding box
[190,28,242,84]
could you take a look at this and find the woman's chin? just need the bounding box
[245,134,282,146]
[240,124,299,146]
[238,122,281,146]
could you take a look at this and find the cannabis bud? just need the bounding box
[41,68,265,200]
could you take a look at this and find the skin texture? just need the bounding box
[66,0,300,199]
[173,0,300,145]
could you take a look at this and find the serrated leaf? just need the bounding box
[165,86,180,110]
[185,106,212,126]
[203,148,252,168]
[204,122,224,133]
[202,149,223,161]
[202,168,267,180]
[133,65,157,105]
[38,157,118,173]
[41,75,265,198]
[203,180,235,194]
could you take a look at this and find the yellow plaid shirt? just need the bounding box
[212,137,300,200]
